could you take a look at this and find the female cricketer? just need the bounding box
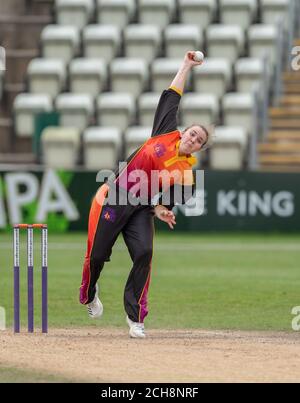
[79,51,210,338]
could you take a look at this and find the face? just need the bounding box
[179,126,208,155]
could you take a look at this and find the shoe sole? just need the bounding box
[129,334,146,339]
[129,330,146,338]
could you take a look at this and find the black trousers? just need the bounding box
[80,184,155,323]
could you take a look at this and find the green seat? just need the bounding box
[34,112,60,159]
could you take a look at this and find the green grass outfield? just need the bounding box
[0,232,299,331]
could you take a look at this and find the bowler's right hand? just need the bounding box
[183,51,204,68]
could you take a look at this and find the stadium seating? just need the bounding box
[193,58,232,98]
[83,126,122,170]
[7,0,297,171]
[219,0,257,29]
[181,94,219,127]
[96,93,135,131]
[139,0,176,29]
[222,92,255,135]
[41,25,80,63]
[248,25,278,65]
[165,25,204,59]
[260,0,290,29]
[206,25,245,63]
[110,58,149,96]
[138,93,160,126]
[178,0,217,29]
[124,24,162,63]
[55,93,94,131]
[152,59,191,93]
[69,58,107,96]
[96,0,136,29]
[55,0,95,29]
[210,126,248,169]
[41,126,81,168]
[83,25,122,62]
[124,126,152,157]
[235,58,266,93]
[27,58,66,98]
[13,94,53,138]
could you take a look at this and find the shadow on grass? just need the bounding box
[0,366,84,383]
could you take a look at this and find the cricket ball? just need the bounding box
[193,51,204,62]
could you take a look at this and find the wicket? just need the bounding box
[13,224,48,333]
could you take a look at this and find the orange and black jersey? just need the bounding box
[109,87,197,209]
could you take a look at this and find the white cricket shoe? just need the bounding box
[87,285,103,319]
[126,315,146,338]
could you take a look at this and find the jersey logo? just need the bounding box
[102,207,116,223]
[154,143,167,158]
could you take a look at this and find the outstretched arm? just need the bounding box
[152,52,203,227]
[151,51,203,137]
[170,51,203,95]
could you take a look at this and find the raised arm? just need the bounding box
[151,51,203,137]
[170,51,203,95]
[152,52,203,229]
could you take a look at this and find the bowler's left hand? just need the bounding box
[154,205,176,230]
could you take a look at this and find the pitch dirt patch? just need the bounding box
[1,328,300,383]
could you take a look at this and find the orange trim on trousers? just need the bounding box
[79,184,109,305]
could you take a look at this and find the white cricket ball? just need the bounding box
[194,51,204,62]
